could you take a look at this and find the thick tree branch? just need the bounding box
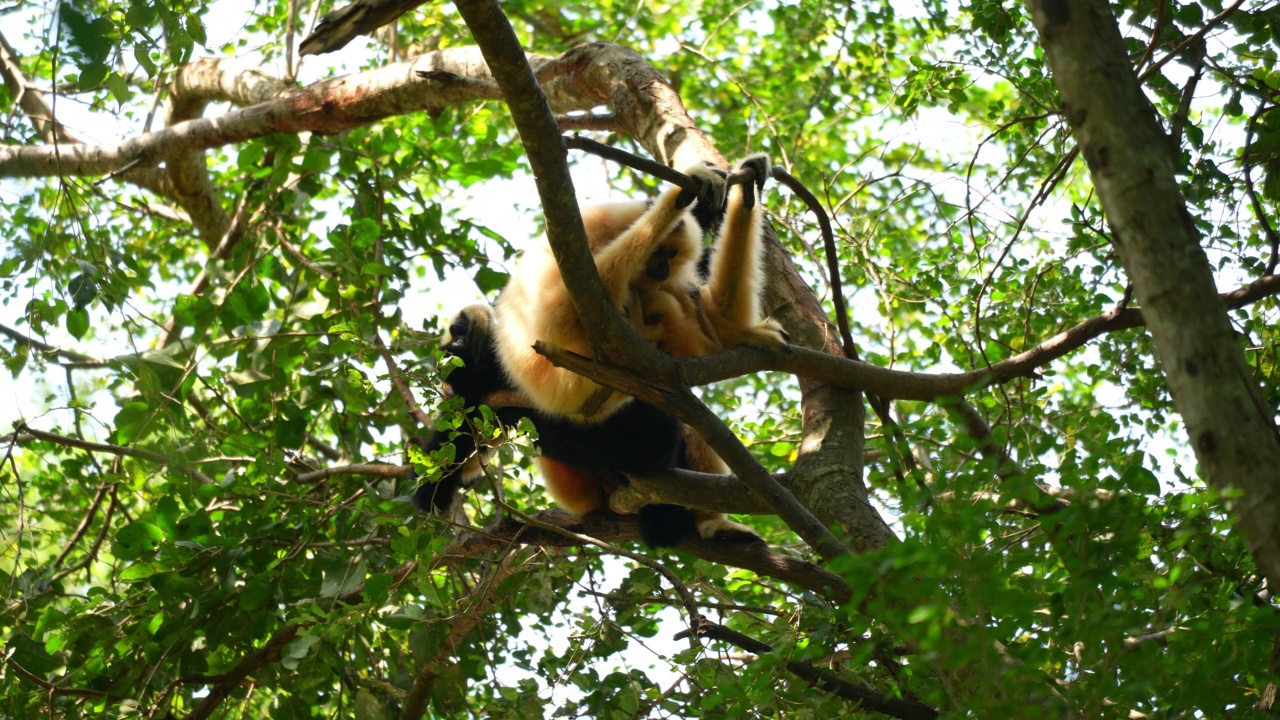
[0,47,529,179]
[164,59,293,243]
[1028,0,1280,589]
[454,0,654,367]
[610,469,776,515]
[0,30,172,197]
[439,508,850,602]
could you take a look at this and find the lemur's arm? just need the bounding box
[589,164,727,306]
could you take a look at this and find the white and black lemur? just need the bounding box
[412,153,785,546]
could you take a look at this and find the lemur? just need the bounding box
[413,154,784,546]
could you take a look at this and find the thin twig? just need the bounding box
[1135,0,1245,83]
[1244,102,1280,275]
[10,425,216,484]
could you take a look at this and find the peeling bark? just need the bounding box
[165,59,294,243]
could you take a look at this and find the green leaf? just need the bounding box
[65,308,89,339]
[120,562,162,582]
[68,274,98,309]
[363,573,394,605]
[117,521,165,554]
[78,62,110,89]
[474,266,508,294]
[1120,463,1161,495]
[281,634,319,671]
[112,400,153,444]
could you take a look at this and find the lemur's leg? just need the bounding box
[702,154,788,348]
[679,425,762,542]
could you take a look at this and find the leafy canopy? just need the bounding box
[2,0,1280,717]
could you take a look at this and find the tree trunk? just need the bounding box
[1027,0,1280,588]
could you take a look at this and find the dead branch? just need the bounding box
[300,0,429,56]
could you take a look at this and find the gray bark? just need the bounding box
[1027,0,1280,588]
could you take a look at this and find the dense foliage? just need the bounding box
[3,0,1279,717]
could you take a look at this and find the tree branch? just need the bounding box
[293,462,410,483]
[454,0,652,366]
[438,508,850,602]
[680,622,940,720]
[0,30,172,197]
[0,322,109,366]
[670,274,1280,401]
[164,59,293,243]
[184,624,302,720]
[402,549,525,719]
[0,47,535,179]
[10,426,218,486]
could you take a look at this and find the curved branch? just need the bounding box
[0,322,109,366]
[681,622,940,720]
[0,30,172,197]
[185,625,301,720]
[1244,102,1280,275]
[445,507,849,602]
[165,59,294,243]
[675,274,1280,401]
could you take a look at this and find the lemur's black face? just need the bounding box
[442,313,473,356]
[438,307,510,401]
